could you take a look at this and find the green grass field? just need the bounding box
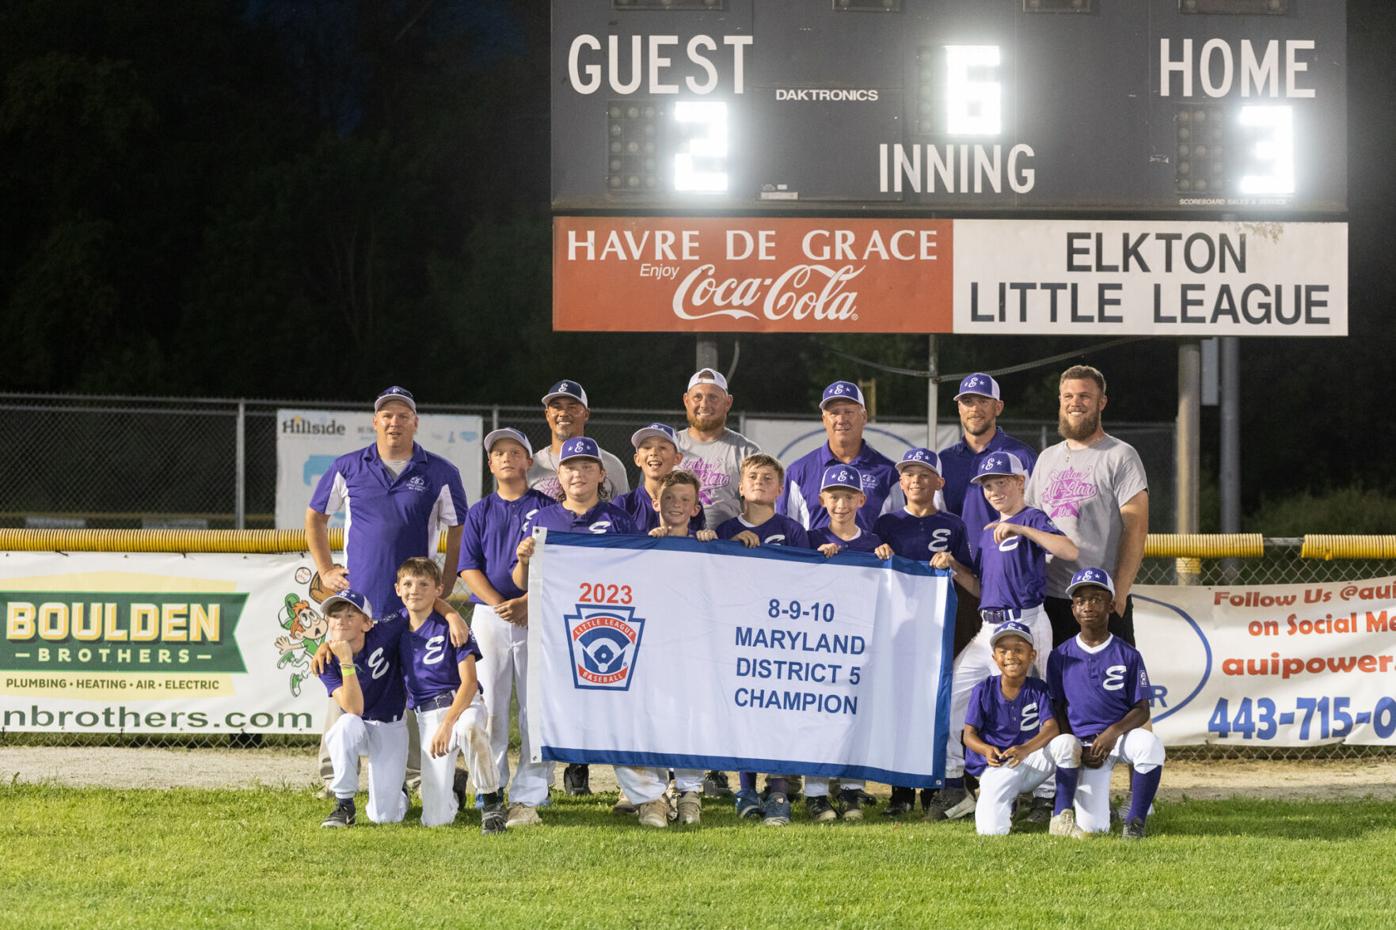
[3,784,1394,930]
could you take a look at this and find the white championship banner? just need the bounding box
[0,551,345,734]
[526,532,956,786]
[1136,577,1396,747]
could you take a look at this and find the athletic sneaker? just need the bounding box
[884,787,916,818]
[453,769,470,811]
[505,803,542,829]
[1048,808,1087,838]
[563,763,591,796]
[735,790,763,820]
[321,797,355,828]
[924,786,976,821]
[703,771,733,798]
[637,799,669,829]
[480,793,506,835]
[612,793,638,816]
[677,791,702,825]
[763,792,792,826]
[839,788,864,822]
[806,794,837,824]
[1122,817,1147,840]
[1023,795,1054,825]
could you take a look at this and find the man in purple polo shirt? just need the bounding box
[938,373,1038,560]
[778,380,903,533]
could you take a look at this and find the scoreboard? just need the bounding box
[551,0,1346,215]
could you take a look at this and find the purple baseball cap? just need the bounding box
[954,373,1001,402]
[820,464,864,493]
[374,386,416,413]
[321,589,373,619]
[541,379,589,408]
[971,451,1028,484]
[484,427,532,456]
[896,447,942,475]
[1066,567,1116,598]
[559,436,602,464]
[820,380,866,410]
[989,619,1034,647]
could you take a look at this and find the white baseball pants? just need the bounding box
[415,692,501,827]
[614,766,668,804]
[974,734,1080,835]
[1072,729,1166,833]
[804,777,864,799]
[473,603,554,806]
[325,713,408,824]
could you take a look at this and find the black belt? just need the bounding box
[414,691,456,713]
[980,608,1023,624]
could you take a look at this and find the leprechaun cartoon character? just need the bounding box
[275,594,328,696]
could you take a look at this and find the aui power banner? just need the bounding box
[0,551,344,734]
[526,532,956,786]
[1135,577,1396,747]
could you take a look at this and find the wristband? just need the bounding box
[340,664,357,676]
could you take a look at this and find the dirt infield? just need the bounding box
[3,747,1394,800]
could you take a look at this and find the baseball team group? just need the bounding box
[303,362,1163,839]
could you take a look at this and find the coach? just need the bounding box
[780,380,902,531]
[674,368,761,528]
[1025,365,1149,647]
[527,379,630,502]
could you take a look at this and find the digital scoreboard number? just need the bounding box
[551,0,1346,215]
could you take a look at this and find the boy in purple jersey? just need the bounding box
[394,557,506,834]
[614,423,707,534]
[317,590,409,828]
[964,620,1081,836]
[930,451,1079,822]
[1047,567,1165,839]
[810,465,895,559]
[713,453,810,825]
[458,427,557,829]
[873,447,972,816]
[512,436,672,828]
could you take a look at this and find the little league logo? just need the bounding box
[563,604,646,691]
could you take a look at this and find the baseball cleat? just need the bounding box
[612,792,638,816]
[321,797,356,828]
[1122,817,1147,840]
[735,790,763,820]
[1023,795,1054,825]
[1048,809,1087,838]
[505,803,542,829]
[637,799,670,829]
[884,787,916,817]
[839,788,864,822]
[563,763,592,796]
[677,791,702,825]
[703,771,733,798]
[924,787,975,821]
[806,794,837,824]
[762,793,792,827]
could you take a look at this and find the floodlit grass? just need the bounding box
[2,785,1394,929]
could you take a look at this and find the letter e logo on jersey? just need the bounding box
[564,604,646,691]
[1103,664,1126,691]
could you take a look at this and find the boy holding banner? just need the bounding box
[514,437,673,829]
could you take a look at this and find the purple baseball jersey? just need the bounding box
[938,429,1038,559]
[397,610,485,708]
[1047,635,1152,739]
[318,617,408,723]
[457,488,556,603]
[308,442,467,616]
[809,526,885,554]
[973,507,1064,611]
[873,508,972,566]
[778,442,902,532]
[522,501,638,538]
[964,675,1056,777]
[716,514,812,549]
[612,485,707,534]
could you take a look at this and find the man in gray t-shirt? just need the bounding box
[527,379,630,503]
[674,368,761,528]
[1026,365,1149,647]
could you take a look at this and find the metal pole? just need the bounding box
[1176,341,1201,583]
[696,336,719,372]
[1219,336,1241,581]
[927,334,939,448]
[234,400,246,530]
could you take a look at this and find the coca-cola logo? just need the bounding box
[672,263,863,323]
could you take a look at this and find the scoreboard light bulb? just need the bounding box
[673,100,729,193]
[1238,105,1294,195]
[944,45,1002,136]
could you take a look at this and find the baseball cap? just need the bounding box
[820,380,866,410]
[971,451,1028,484]
[541,379,589,408]
[687,368,729,393]
[320,589,373,619]
[954,372,1001,402]
[374,386,416,413]
[483,427,533,457]
[820,464,863,493]
[630,422,679,449]
[988,619,1034,648]
[558,436,602,464]
[896,447,942,475]
[1066,567,1116,598]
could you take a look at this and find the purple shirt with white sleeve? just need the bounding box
[873,508,972,566]
[964,675,1056,777]
[778,442,904,532]
[397,610,485,708]
[522,501,638,538]
[939,429,1039,559]
[458,488,555,603]
[318,617,407,723]
[973,506,1064,611]
[1047,634,1152,739]
[809,526,884,554]
[716,514,812,549]
[308,442,467,616]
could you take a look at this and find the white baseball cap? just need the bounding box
[483,427,533,456]
[687,368,729,392]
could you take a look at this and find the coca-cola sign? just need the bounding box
[553,217,954,333]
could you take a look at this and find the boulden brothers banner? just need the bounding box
[526,531,956,786]
[554,218,1346,336]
